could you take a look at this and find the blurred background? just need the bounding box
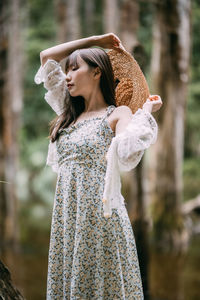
[0,0,200,299]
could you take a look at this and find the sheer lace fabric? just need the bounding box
[116,108,158,172]
[34,59,68,116]
[34,59,69,172]
[102,108,158,217]
[46,139,59,173]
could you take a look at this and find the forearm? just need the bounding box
[40,36,98,65]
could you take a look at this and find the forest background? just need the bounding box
[0,0,200,299]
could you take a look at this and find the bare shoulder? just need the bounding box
[113,105,133,135]
[113,105,132,118]
[107,105,133,135]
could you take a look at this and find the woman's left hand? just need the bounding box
[95,33,126,51]
[142,95,163,113]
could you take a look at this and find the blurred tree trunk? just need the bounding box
[149,0,191,251]
[0,0,24,252]
[120,0,139,53]
[55,0,81,43]
[103,0,120,34]
[104,0,140,52]
[83,0,95,36]
[0,259,25,299]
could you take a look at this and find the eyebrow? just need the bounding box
[66,60,79,71]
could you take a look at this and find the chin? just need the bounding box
[69,91,77,97]
[70,91,82,98]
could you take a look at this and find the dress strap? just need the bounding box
[101,105,116,122]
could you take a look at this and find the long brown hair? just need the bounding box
[49,47,116,142]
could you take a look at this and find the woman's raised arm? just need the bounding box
[40,33,122,66]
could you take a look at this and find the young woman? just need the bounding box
[34,33,162,299]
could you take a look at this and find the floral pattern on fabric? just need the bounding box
[47,105,144,300]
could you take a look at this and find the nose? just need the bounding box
[66,71,72,82]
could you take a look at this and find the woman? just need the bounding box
[34,33,162,299]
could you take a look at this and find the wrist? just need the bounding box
[89,35,101,47]
[85,35,96,47]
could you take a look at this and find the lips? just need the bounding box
[67,83,74,89]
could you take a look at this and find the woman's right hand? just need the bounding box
[142,95,163,113]
[94,33,126,51]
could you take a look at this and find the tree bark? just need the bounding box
[149,0,191,251]
[0,0,24,252]
[0,259,25,299]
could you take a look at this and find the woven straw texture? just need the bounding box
[107,48,149,114]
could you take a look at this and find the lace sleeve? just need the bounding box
[46,140,59,173]
[34,58,68,115]
[116,108,158,172]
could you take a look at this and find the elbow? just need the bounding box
[40,51,48,66]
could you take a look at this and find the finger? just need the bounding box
[149,96,161,103]
[113,40,120,46]
[149,94,160,99]
[118,42,126,51]
[149,95,160,101]
[149,98,162,104]
[113,34,121,42]
[152,99,162,104]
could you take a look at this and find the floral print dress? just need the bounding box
[47,104,144,300]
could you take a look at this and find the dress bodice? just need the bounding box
[56,105,116,171]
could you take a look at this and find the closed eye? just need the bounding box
[65,66,78,75]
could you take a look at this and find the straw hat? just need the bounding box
[107,47,150,114]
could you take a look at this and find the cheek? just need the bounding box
[77,71,92,86]
[72,70,82,83]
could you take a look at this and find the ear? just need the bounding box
[93,67,101,80]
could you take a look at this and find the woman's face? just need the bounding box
[65,55,97,99]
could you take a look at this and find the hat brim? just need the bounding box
[107,48,150,114]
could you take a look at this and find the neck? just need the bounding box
[83,85,107,113]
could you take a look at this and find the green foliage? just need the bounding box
[185,83,200,158]
[18,0,57,232]
[183,0,200,201]
[184,0,200,160]
[138,0,154,68]
[19,0,200,232]
[80,0,103,36]
[191,0,200,81]
[138,0,200,202]
[183,158,200,202]
[23,0,57,139]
